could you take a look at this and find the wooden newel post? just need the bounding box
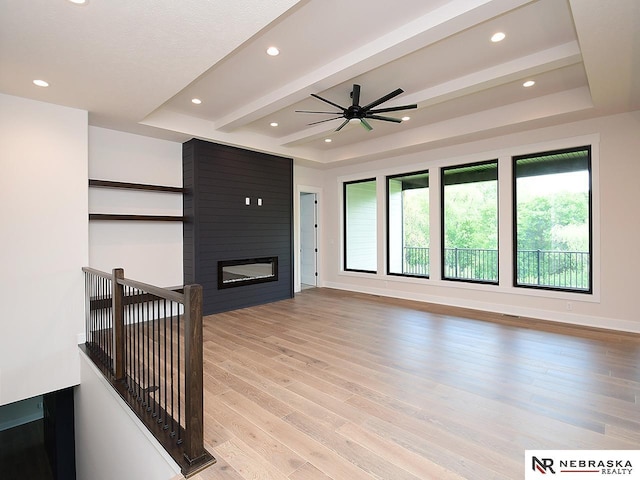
[183,284,206,465]
[112,268,126,380]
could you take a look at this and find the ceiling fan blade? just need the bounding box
[310,93,347,112]
[307,116,344,126]
[360,118,373,131]
[295,110,343,114]
[362,88,404,111]
[368,104,417,114]
[366,114,402,123]
[351,84,361,107]
[335,119,350,132]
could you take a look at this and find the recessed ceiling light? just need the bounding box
[266,46,280,56]
[68,0,88,4]
[491,32,506,43]
[270,122,279,127]
[33,79,49,87]
[401,116,411,121]
[324,138,332,143]
[191,98,202,105]
[523,80,535,88]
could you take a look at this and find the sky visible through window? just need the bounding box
[518,170,589,198]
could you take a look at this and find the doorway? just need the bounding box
[299,192,318,288]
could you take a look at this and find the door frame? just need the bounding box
[295,185,322,292]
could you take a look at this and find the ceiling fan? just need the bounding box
[296,84,417,132]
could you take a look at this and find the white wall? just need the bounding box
[320,111,640,333]
[88,127,183,287]
[75,351,180,480]
[0,93,88,406]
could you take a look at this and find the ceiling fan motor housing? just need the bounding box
[296,83,417,131]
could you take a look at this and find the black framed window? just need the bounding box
[387,171,430,277]
[513,146,592,292]
[441,160,498,283]
[344,178,377,273]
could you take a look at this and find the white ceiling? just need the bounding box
[1,0,639,166]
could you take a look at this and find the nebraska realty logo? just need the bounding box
[525,451,640,479]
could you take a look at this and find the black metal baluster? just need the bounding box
[101,276,106,364]
[87,274,92,350]
[152,297,157,419]
[169,302,175,438]
[97,276,102,359]
[138,288,141,400]
[129,286,134,393]
[163,298,168,430]
[101,278,113,368]
[132,287,137,397]
[177,303,182,444]
[145,297,150,410]
[108,276,113,372]
[91,274,95,350]
[84,274,88,348]
[104,276,108,364]
[129,285,133,389]
[124,285,129,390]
[105,278,113,368]
[156,297,162,424]
[134,287,138,400]
[97,275,101,354]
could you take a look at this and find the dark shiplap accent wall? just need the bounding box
[183,139,293,315]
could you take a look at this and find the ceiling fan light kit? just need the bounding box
[296,84,417,132]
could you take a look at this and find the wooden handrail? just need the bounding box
[82,266,112,278]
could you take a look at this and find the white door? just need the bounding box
[300,193,317,286]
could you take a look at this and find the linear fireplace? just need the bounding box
[218,257,278,289]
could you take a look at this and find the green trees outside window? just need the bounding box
[442,160,499,283]
[343,144,592,295]
[514,147,591,292]
[387,171,430,277]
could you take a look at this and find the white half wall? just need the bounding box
[320,111,640,333]
[75,351,180,480]
[88,127,183,287]
[0,93,88,406]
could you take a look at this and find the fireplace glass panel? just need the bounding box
[218,257,278,289]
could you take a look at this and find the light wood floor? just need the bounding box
[189,288,640,480]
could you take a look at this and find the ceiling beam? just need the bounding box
[213,0,535,132]
[280,42,582,147]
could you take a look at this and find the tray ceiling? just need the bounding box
[1,0,638,166]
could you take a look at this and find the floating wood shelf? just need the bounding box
[89,179,184,193]
[89,214,184,222]
[88,179,184,221]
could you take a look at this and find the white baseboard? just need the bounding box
[322,281,640,334]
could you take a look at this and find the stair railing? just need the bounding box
[82,267,215,477]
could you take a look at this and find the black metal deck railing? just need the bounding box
[402,246,430,276]
[402,247,590,290]
[516,249,590,290]
[443,247,498,282]
[82,267,215,477]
